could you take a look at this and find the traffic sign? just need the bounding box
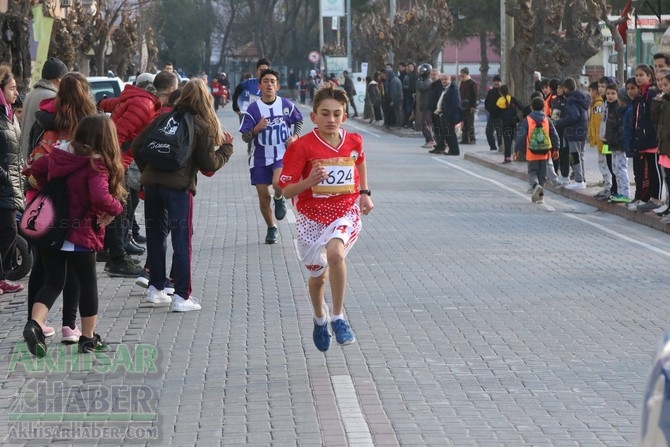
[308,51,321,64]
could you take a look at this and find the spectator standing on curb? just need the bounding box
[496,84,524,163]
[587,81,614,200]
[652,72,670,222]
[431,74,462,156]
[555,78,590,188]
[402,62,417,128]
[459,68,478,144]
[630,64,663,212]
[342,71,358,117]
[278,85,374,352]
[484,74,503,151]
[20,57,68,160]
[366,75,383,124]
[551,82,569,183]
[384,67,403,129]
[603,85,632,203]
[239,69,303,244]
[417,66,437,148]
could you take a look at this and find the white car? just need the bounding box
[87,76,125,102]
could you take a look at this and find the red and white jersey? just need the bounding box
[279,128,365,225]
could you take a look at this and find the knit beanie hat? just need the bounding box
[41,58,68,80]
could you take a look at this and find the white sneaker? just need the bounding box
[627,199,643,211]
[170,294,201,312]
[531,184,543,203]
[653,204,669,214]
[145,286,171,305]
[565,181,586,190]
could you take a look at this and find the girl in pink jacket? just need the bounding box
[24,115,127,356]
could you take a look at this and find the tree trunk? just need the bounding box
[506,0,602,104]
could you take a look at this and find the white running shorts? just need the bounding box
[296,207,361,277]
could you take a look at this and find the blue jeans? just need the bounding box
[143,185,193,299]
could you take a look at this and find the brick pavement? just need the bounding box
[0,107,667,446]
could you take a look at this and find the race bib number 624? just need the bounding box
[312,157,356,195]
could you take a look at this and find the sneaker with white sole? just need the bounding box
[135,268,149,288]
[170,294,201,312]
[312,303,332,352]
[565,181,586,190]
[636,200,663,212]
[627,199,644,210]
[531,184,543,203]
[40,321,55,338]
[61,325,82,344]
[145,286,171,305]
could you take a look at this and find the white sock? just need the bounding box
[315,315,328,326]
[331,313,344,321]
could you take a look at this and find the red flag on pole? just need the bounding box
[616,0,633,51]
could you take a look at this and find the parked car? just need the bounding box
[639,329,670,447]
[87,76,125,102]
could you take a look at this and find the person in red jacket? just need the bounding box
[23,115,127,356]
[98,71,179,277]
[210,77,225,111]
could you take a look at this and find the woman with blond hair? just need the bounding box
[132,78,234,312]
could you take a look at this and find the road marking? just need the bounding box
[434,157,556,211]
[564,213,670,258]
[436,157,670,258]
[332,375,374,446]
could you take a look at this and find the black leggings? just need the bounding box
[34,248,99,318]
[27,246,79,327]
[0,208,17,281]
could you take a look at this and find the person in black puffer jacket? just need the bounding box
[0,65,27,294]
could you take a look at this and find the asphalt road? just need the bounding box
[0,105,668,446]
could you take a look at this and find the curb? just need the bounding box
[463,152,670,235]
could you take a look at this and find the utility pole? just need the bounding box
[388,0,396,64]
[347,0,352,71]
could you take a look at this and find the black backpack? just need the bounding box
[19,177,71,250]
[139,110,195,171]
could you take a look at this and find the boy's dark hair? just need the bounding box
[256,58,271,69]
[588,81,599,91]
[312,85,349,113]
[259,68,280,81]
[562,78,577,91]
[605,83,618,92]
[539,79,550,89]
[653,52,670,65]
[530,90,543,100]
[531,97,545,111]
[624,77,638,88]
[499,84,509,96]
[154,71,178,92]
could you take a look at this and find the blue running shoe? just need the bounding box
[331,319,356,345]
[274,196,287,221]
[313,320,331,351]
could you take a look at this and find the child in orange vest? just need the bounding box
[515,97,560,204]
